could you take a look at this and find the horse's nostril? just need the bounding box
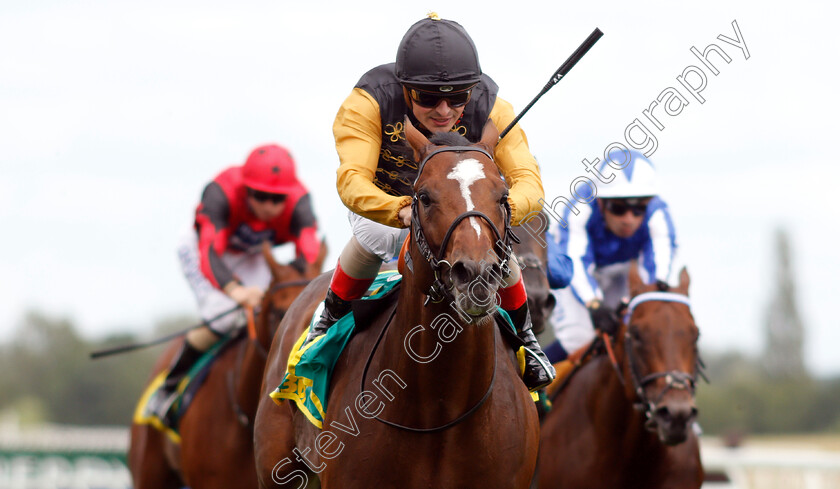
[656,403,697,426]
[450,262,472,286]
[545,294,557,314]
[488,263,502,286]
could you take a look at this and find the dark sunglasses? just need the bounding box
[248,189,286,204]
[603,199,647,217]
[407,87,472,108]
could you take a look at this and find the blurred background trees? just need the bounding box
[0,311,196,426]
[695,227,840,436]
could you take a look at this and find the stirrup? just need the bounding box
[148,386,179,421]
[304,289,353,346]
[522,344,556,392]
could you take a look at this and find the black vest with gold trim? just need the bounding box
[356,62,499,198]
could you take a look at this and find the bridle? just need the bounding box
[408,145,520,305]
[359,144,514,432]
[609,291,704,431]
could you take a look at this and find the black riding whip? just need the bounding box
[88,304,242,359]
[499,28,604,141]
[87,275,315,360]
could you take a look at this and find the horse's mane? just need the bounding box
[392,131,475,168]
[429,131,472,147]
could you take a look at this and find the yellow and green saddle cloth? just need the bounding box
[271,270,402,428]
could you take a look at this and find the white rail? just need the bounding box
[702,444,840,489]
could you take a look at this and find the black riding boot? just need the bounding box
[303,288,353,346]
[507,303,556,392]
[150,341,203,420]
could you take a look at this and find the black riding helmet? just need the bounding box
[395,14,482,92]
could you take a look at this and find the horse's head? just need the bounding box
[512,212,555,334]
[404,118,512,321]
[259,241,328,343]
[620,265,699,446]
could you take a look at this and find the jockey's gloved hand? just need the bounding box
[398,205,412,227]
[587,301,620,336]
[225,283,264,308]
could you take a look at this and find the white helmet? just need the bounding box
[596,149,659,198]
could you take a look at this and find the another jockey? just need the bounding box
[305,14,555,391]
[544,149,681,363]
[150,144,322,418]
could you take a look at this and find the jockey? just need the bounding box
[544,149,681,363]
[150,144,322,418]
[305,14,555,391]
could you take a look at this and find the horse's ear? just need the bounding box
[675,267,690,295]
[478,120,499,153]
[404,116,432,163]
[628,260,645,297]
[309,240,329,277]
[262,241,283,280]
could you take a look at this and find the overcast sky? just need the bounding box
[2,1,838,375]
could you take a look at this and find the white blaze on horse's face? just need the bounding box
[447,158,486,237]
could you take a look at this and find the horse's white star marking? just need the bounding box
[447,158,486,237]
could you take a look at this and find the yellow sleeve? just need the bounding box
[488,97,546,225]
[333,88,412,228]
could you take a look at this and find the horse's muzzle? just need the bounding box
[447,259,501,319]
[651,398,698,446]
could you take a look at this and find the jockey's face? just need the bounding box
[246,189,286,222]
[406,87,468,134]
[598,197,651,238]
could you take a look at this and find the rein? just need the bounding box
[267,278,312,294]
[604,291,700,431]
[410,146,520,304]
[360,305,497,433]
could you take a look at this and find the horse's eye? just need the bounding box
[628,326,642,342]
[418,192,431,207]
[500,194,508,207]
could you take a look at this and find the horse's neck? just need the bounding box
[396,293,495,377]
[377,279,497,422]
[234,311,272,419]
[235,339,268,419]
[591,344,663,455]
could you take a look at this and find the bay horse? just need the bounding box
[511,212,555,335]
[538,265,703,489]
[254,119,539,488]
[128,241,327,489]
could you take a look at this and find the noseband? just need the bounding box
[409,146,520,304]
[617,292,701,430]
